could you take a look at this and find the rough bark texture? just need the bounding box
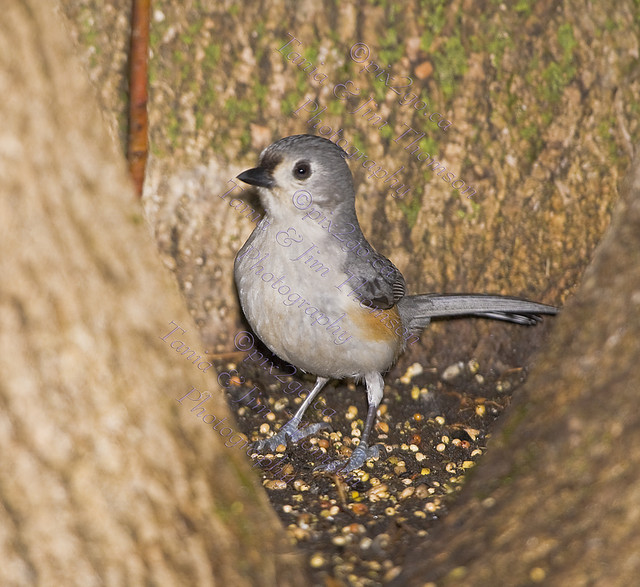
[0,1,307,584]
[393,151,640,585]
[44,1,640,584]
[58,0,638,366]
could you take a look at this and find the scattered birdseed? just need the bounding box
[264,479,287,490]
[474,373,485,385]
[359,537,372,550]
[400,487,415,500]
[344,523,365,535]
[385,567,403,582]
[394,463,407,475]
[368,484,389,502]
[497,380,512,393]
[309,554,326,568]
[415,484,430,498]
[350,503,369,515]
[441,361,464,381]
[400,362,424,384]
[227,340,522,586]
[332,535,347,546]
[229,373,243,385]
[476,404,486,416]
[376,421,389,434]
[281,464,295,476]
[288,526,309,541]
[373,534,390,549]
[464,427,479,440]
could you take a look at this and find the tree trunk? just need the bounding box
[59,0,638,362]
[394,151,640,585]
[0,1,307,584]
[49,1,640,584]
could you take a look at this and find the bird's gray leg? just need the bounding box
[316,372,385,473]
[252,376,331,452]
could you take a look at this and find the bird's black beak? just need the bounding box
[237,166,275,188]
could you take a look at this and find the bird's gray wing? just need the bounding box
[339,249,406,310]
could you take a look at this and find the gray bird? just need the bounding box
[234,134,557,473]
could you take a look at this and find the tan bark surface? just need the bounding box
[59,0,638,365]
[0,1,307,584]
[394,151,640,585]
[45,1,640,585]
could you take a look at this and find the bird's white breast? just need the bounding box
[234,217,400,379]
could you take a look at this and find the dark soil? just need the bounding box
[216,336,529,586]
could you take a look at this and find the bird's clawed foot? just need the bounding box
[315,441,385,473]
[252,418,331,453]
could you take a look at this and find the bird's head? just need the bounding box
[236,134,356,220]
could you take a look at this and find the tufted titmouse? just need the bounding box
[234,134,557,472]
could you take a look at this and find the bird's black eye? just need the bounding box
[293,161,311,180]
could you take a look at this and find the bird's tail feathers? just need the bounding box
[398,293,558,329]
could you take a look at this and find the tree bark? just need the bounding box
[48,1,640,584]
[393,151,640,585]
[0,1,307,584]
[59,0,638,362]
